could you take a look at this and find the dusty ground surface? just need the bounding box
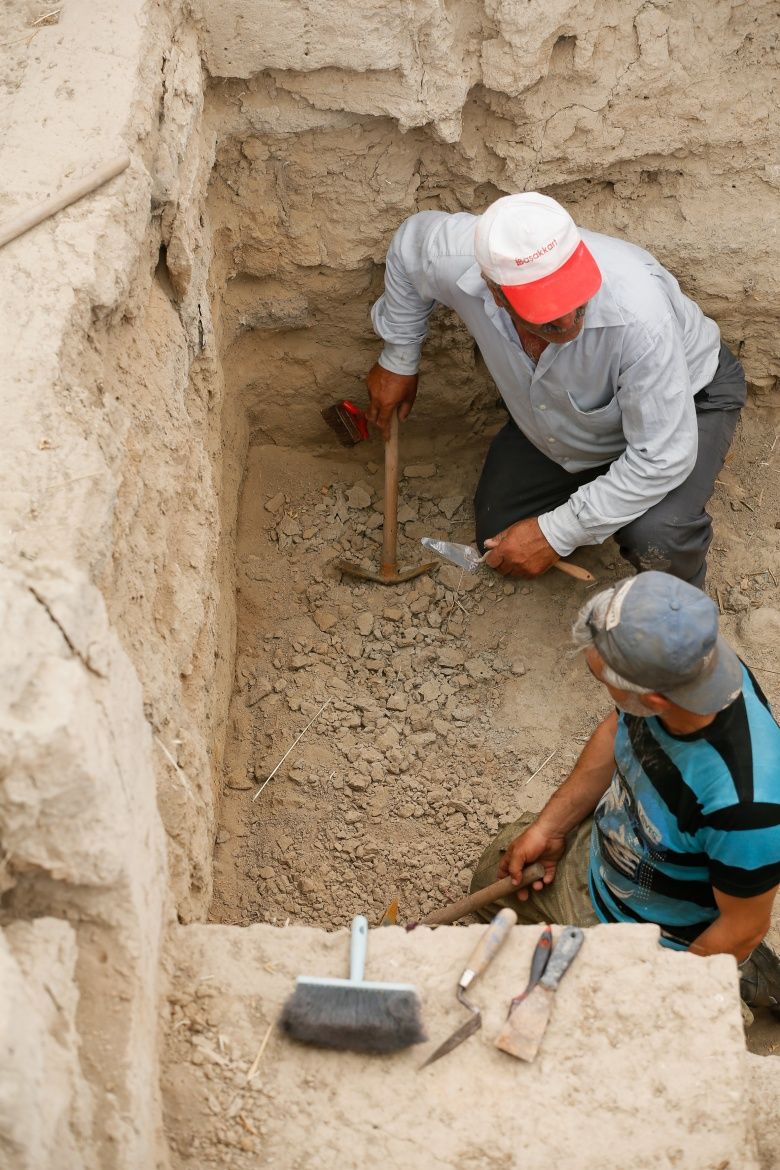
[210,395,780,1056]
[163,921,760,1170]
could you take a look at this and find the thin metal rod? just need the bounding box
[0,152,130,250]
[525,749,557,785]
[251,698,332,801]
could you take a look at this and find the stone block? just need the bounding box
[165,922,759,1170]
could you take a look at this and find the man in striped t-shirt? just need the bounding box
[470,571,780,1013]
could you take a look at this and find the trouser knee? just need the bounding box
[616,511,712,588]
[473,491,499,551]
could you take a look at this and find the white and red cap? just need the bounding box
[475,192,602,324]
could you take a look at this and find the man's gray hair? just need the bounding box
[572,585,649,695]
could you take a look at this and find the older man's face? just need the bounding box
[511,303,587,344]
[484,278,588,344]
[584,647,658,717]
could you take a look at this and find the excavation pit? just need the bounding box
[209,408,780,938]
[202,105,780,938]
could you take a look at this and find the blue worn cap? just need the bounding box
[593,572,743,715]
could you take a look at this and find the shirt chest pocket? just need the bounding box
[565,391,623,434]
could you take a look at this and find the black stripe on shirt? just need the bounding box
[701,693,753,803]
[625,716,705,835]
[702,802,780,831]
[744,662,772,713]
[611,763,710,867]
[596,824,716,909]
[612,762,711,865]
[589,877,706,946]
[709,856,780,898]
[647,865,717,910]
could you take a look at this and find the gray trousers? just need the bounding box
[475,344,746,587]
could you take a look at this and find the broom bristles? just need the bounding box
[280,982,426,1053]
[321,402,369,446]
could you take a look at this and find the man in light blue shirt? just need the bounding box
[469,572,780,1019]
[367,193,745,586]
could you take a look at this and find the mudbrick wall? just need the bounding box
[0,1,778,1167]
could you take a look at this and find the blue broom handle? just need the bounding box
[349,915,369,983]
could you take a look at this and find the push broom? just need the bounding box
[280,914,426,1053]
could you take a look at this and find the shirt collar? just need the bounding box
[584,279,624,328]
[456,262,519,346]
[456,262,625,330]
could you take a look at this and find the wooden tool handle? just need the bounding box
[540,926,584,990]
[380,411,399,575]
[0,153,131,250]
[459,907,517,987]
[553,560,595,583]
[419,863,546,926]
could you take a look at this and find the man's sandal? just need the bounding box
[739,941,780,1014]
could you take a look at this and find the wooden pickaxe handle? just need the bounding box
[379,410,399,577]
[418,863,546,926]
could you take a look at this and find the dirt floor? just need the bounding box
[210,394,780,1056]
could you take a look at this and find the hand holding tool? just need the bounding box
[413,864,546,927]
[420,907,517,1069]
[280,914,426,1053]
[421,537,595,583]
[494,925,583,1061]
[335,411,436,585]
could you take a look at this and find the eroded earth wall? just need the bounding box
[1,2,234,1167]
[1,1,779,1169]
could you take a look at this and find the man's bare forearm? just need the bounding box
[536,711,618,836]
[688,885,777,962]
[687,918,764,963]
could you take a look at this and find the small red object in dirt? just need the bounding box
[321,400,370,445]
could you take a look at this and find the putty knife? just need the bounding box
[494,925,583,1061]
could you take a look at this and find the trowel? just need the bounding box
[419,907,518,1070]
[420,537,595,583]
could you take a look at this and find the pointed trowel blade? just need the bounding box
[418,1010,481,1069]
[420,538,485,573]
